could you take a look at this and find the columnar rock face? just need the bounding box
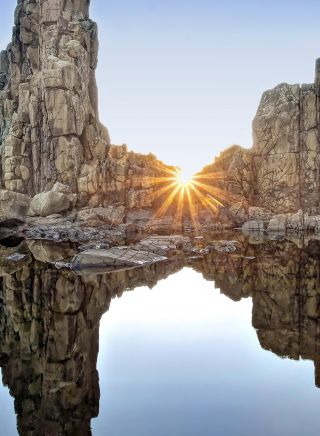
[3,2,320,224]
[0,1,178,218]
[198,60,320,215]
[251,77,320,213]
[0,0,109,199]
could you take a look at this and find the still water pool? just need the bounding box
[1,237,320,435]
[93,268,319,436]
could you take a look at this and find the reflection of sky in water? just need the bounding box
[0,386,16,436]
[93,268,320,436]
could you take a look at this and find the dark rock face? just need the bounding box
[0,244,183,435]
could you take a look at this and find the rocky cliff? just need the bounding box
[2,1,320,232]
[0,0,177,221]
[200,60,320,215]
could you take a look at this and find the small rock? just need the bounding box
[6,253,26,262]
[248,207,272,222]
[267,218,286,233]
[242,220,265,232]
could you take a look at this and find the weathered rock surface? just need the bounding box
[30,190,71,217]
[242,220,264,232]
[2,0,320,233]
[0,0,177,223]
[0,189,30,221]
[71,247,167,269]
[196,59,320,218]
[134,235,193,255]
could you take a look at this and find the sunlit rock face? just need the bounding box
[0,0,106,196]
[0,0,176,216]
[2,1,320,225]
[251,78,320,213]
[198,61,320,214]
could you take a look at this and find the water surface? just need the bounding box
[1,235,320,435]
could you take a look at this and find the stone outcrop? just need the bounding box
[0,0,107,197]
[2,1,320,232]
[0,0,177,222]
[199,60,320,216]
[0,189,30,221]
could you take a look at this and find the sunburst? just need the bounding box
[146,167,230,229]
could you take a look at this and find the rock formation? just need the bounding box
[0,0,178,223]
[200,60,320,215]
[2,1,320,234]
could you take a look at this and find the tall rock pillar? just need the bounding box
[0,0,110,202]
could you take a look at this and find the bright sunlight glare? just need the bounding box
[176,169,195,188]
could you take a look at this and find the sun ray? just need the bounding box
[193,171,228,181]
[150,181,179,201]
[192,180,239,204]
[153,184,181,218]
[174,187,186,226]
[185,185,199,230]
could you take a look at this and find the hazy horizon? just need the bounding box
[1,1,320,177]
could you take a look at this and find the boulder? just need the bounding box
[134,235,193,256]
[242,220,265,232]
[248,207,272,222]
[228,203,248,225]
[0,190,31,222]
[27,240,75,263]
[71,247,167,269]
[267,218,286,233]
[306,216,320,232]
[287,210,304,231]
[30,191,70,217]
[204,240,237,253]
[77,206,125,226]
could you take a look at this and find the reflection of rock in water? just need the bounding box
[192,238,320,388]
[0,251,183,435]
[2,237,320,433]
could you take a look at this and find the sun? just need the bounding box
[176,170,194,189]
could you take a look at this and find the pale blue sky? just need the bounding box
[1,1,320,176]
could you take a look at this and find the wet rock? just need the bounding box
[228,203,248,225]
[27,240,75,263]
[71,247,167,269]
[242,220,265,232]
[267,217,286,233]
[248,207,272,222]
[287,210,304,231]
[305,215,320,232]
[206,240,238,253]
[134,235,193,256]
[5,253,26,262]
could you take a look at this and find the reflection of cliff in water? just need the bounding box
[1,236,320,434]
